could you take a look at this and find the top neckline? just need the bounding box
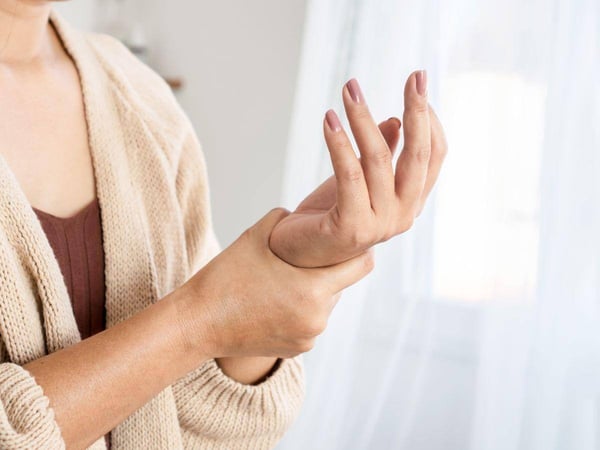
[32,197,99,222]
[0,8,162,354]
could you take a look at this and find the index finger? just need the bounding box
[323,109,371,219]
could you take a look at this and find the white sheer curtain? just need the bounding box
[277,0,600,449]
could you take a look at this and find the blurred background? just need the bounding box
[57,1,600,449]
[55,0,307,246]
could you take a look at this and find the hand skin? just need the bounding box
[217,72,448,381]
[24,208,373,449]
[177,208,373,360]
[3,0,390,445]
[269,70,448,268]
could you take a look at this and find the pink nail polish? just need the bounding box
[416,70,427,96]
[346,78,365,104]
[325,109,342,132]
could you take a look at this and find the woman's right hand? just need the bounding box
[175,207,375,360]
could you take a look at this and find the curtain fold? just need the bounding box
[277,0,600,449]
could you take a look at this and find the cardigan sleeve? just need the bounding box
[172,116,306,448]
[0,363,64,449]
[172,356,305,449]
[85,30,306,447]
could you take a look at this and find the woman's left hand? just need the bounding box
[269,70,447,268]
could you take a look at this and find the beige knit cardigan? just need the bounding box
[0,9,304,450]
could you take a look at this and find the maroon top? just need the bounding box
[33,197,111,448]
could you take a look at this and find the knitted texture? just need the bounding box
[0,9,305,450]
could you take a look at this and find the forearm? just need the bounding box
[24,289,207,449]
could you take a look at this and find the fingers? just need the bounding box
[417,105,448,216]
[323,109,370,218]
[316,248,375,294]
[322,71,441,244]
[295,118,401,214]
[379,117,402,156]
[342,79,396,215]
[297,117,402,215]
[395,70,431,217]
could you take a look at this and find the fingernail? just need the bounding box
[388,117,401,129]
[416,70,427,96]
[325,109,342,132]
[346,78,365,104]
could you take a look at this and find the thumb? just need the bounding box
[317,247,375,295]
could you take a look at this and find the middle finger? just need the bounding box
[343,78,396,217]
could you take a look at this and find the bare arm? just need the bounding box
[24,289,205,450]
[224,72,446,386]
[20,208,372,449]
[212,117,404,386]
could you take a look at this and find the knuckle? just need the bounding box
[304,318,327,337]
[299,321,320,338]
[407,101,429,115]
[381,219,397,239]
[367,149,392,166]
[340,165,364,183]
[380,228,395,242]
[397,215,415,233]
[297,288,325,316]
[345,226,375,248]
[412,145,431,165]
[362,251,376,273]
[296,338,315,354]
[316,317,328,334]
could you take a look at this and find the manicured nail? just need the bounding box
[388,117,401,129]
[346,78,365,104]
[325,109,342,132]
[416,70,427,96]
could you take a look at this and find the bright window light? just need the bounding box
[432,71,546,303]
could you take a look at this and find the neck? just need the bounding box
[0,0,54,64]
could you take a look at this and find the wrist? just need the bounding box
[165,282,216,366]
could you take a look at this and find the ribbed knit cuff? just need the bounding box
[173,355,305,447]
[0,363,65,449]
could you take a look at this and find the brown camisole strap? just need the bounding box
[32,197,111,448]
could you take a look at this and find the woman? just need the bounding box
[0,1,447,449]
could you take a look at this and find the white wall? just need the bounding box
[55,0,308,246]
[53,0,96,31]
